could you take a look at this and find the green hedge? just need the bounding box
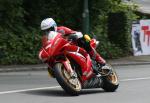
[89,1,138,58]
[0,28,41,64]
[0,0,82,64]
[107,12,131,54]
[0,0,138,64]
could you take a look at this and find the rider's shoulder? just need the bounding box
[57,26,75,35]
[57,26,72,30]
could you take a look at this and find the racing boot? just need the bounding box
[89,48,112,76]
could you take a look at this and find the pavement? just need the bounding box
[0,55,150,72]
[107,55,150,66]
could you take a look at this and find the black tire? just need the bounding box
[101,65,119,92]
[54,63,81,96]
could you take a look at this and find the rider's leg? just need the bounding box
[88,47,106,65]
[76,36,106,65]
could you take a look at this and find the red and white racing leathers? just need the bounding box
[39,26,106,64]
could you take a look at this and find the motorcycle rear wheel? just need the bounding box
[101,64,119,92]
[54,63,81,95]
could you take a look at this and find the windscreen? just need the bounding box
[47,31,58,41]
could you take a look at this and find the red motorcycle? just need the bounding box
[39,31,119,95]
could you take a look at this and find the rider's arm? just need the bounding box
[57,26,83,41]
[57,26,76,35]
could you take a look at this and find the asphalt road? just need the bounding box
[0,64,150,103]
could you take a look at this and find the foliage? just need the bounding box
[89,0,138,58]
[0,0,83,64]
[107,12,131,54]
[23,0,82,30]
[94,23,124,59]
[0,28,41,64]
[0,0,139,64]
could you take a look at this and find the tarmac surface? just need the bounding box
[0,55,150,72]
[0,64,150,103]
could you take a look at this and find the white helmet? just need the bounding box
[40,18,57,32]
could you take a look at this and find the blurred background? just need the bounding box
[0,0,148,64]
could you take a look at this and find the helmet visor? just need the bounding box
[42,26,56,35]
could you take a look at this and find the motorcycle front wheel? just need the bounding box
[101,64,119,92]
[54,63,81,96]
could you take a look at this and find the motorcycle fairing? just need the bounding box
[63,45,93,81]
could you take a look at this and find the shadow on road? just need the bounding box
[23,88,106,97]
[80,89,105,95]
[23,89,70,97]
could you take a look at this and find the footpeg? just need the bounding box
[99,65,112,76]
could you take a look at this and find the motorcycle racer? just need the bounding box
[39,18,106,72]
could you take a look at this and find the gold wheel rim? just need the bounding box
[107,71,118,85]
[101,64,118,85]
[62,67,81,90]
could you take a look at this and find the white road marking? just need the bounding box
[120,77,150,82]
[0,86,61,95]
[0,77,150,95]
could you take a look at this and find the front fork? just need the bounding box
[47,66,55,78]
[47,57,75,78]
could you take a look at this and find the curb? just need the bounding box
[0,67,47,73]
[0,62,150,73]
[0,64,47,73]
[110,62,150,66]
